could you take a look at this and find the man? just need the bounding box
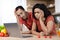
[14,6,33,34]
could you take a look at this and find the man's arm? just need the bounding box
[15,14,32,34]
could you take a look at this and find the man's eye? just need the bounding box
[20,13,22,14]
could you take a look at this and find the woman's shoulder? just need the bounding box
[47,15,54,19]
[46,15,54,22]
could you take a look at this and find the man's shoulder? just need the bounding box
[27,12,32,15]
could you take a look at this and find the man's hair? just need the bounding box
[15,6,25,11]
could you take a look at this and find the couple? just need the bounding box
[14,3,56,36]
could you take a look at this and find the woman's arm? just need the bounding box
[39,18,54,35]
[32,21,40,36]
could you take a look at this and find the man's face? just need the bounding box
[15,9,27,19]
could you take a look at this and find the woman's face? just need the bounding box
[15,9,27,19]
[34,8,44,19]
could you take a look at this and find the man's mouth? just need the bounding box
[17,15,20,16]
[22,17,28,20]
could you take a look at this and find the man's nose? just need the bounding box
[21,15,24,17]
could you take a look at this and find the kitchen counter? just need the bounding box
[0,35,60,40]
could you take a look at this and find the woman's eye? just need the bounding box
[37,12,39,13]
[34,12,36,13]
[34,12,38,13]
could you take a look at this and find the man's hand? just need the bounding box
[20,30,31,34]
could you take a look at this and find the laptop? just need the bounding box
[54,15,60,23]
[4,23,32,38]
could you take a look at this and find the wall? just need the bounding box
[55,0,60,13]
[0,0,27,24]
[0,0,60,24]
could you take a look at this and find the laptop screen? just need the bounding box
[55,16,60,23]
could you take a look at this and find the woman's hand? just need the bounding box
[39,13,45,21]
[40,32,44,36]
[39,16,45,22]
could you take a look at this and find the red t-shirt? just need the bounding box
[19,12,33,30]
[33,16,56,34]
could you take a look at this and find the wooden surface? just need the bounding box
[0,35,60,40]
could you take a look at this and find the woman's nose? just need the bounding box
[35,13,38,16]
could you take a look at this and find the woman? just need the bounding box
[32,4,56,36]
